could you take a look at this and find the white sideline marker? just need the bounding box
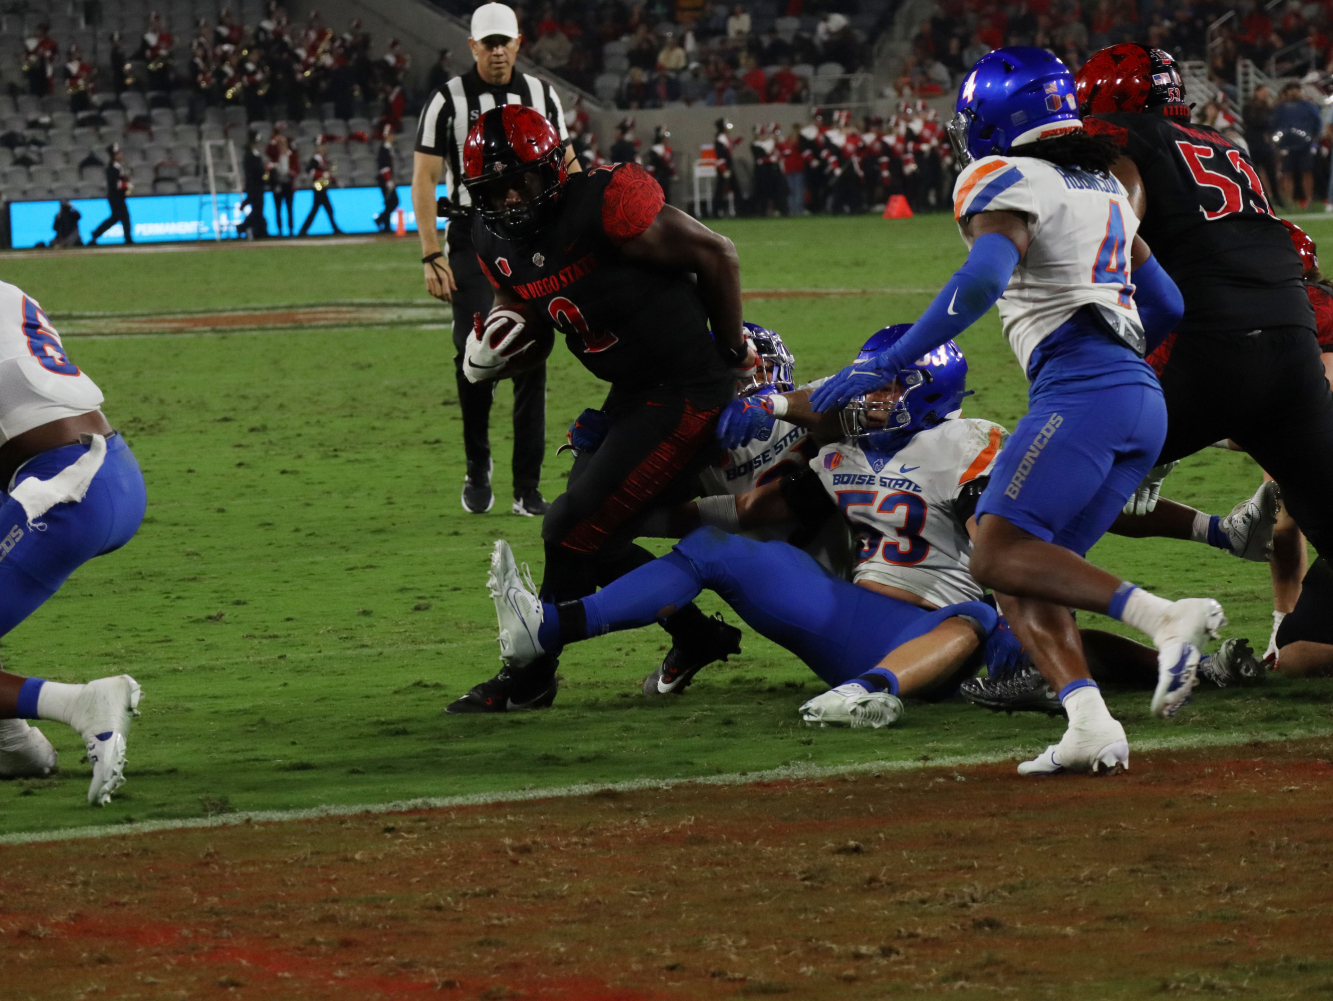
[4,725,1329,846]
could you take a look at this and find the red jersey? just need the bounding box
[1308,281,1333,351]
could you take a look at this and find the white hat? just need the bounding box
[471,3,520,41]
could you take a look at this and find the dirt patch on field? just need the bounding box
[2,738,1331,1000]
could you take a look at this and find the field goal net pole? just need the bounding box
[203,139,242,241]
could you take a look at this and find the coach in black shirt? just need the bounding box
[413,1,578,517]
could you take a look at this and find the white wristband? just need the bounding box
[696,494,742,533]
[768,394,789,418]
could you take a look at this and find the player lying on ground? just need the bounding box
[447,104,757,714]
[486,327,1020,727]
[803,48,1223,775]
[0,281,145,806]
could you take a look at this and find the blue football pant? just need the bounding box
[579,527,997,687]
[0,434,146,637]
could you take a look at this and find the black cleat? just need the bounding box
[642,613,742,695]
[511,489,551,517]
[446,663,559,714]
[960,661,1064,716]
[462,459,494,514]
[1197,637,1265,688]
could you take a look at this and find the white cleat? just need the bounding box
[799,683,904,729]
[1017,717,1129,776]
[488,539,546,669]
[1151,598,1226,719]
[69,675,141,806]
[1220,479,1280,562]
[0,720,59,778]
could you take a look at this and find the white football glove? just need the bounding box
[462,307,532,384]
[1122,460,1179,516]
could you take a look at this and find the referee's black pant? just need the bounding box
[298,187,341,236]
[1154,326,1333,562]
[91,196,132,243]
[450,247,546,496]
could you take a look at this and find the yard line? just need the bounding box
[5,723,1329,846]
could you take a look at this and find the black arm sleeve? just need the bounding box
[954,475,990,524]
[779,466,837,531]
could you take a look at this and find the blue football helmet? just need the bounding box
[738,321,796,395]
[947,46,1082,167]
[839,324,970,443]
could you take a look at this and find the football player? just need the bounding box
[1077,45,1333,612]
[446,105,758,714]
[485,328,1012,727]
[0,281,145,806]
[804,47,1220,776]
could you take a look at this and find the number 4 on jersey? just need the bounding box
[1092,202,1133,308]
[21,297,80,376]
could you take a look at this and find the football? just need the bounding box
[461,301,555,383]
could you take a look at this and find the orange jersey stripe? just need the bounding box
[959,426,1004,484]
[953,160,1009,220]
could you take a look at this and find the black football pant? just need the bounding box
[91,197,132,242]
[1156,326,1333,562]
[1276,558,1333,648]
[540,385,724,603]
[449,248,546,494]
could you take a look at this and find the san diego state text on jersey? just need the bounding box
[1088,111,1312,336]
[474,162,732,404]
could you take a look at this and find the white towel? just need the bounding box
[9,433,107,527]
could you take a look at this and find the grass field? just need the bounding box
[1,214,1332,844]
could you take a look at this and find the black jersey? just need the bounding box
[1088,110,1313,335]
[472,162,732,405]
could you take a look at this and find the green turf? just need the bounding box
[1,218,1331,836]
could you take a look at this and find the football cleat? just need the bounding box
[799,683,904,729]
[959,661,1064,716]
[68,675,141,806]
[1197,637,1265,688]
[0,720,59,778]
[1220,479,1279,562]
[1151,598,1226,719]
[445,664,559,714]
[462,459,495,514]
[642,613,742,695]
[511,488,551,517]
[1017,717,1128,776]
[488,539,545,668]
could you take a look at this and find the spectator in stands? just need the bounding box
[1273,82,1322,209]
[658,32,687,72]
[727,4,752,40]
[619,66,651,107]
[52,201,82,248]
[627,25,658,70]
[740,53,766,102]
[64,45,95,115]
[298,140,342,236]
[532,24,573,69]
[108,32,131,95]
[23,24,57,97]
[706,67,737,105]
[140,11,174,94]
[681,63,710,104]
[89,144,133,247]
[609,118,637,162]
[1244,85,1281,206]
[962,32,992,69]
[768,63,804,104]
[427,49,452,93]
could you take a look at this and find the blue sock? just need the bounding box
[1058,678,1098,704]
[1205,515,1232,551]
[582,551,702,637]
[853,668,899,695]
[1106,582,1138,621]
[15,678,45,720]
[536,604,563,654]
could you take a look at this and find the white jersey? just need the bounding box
[0,282,103,446]
[814,418,1007,608]
[953,155,1143,375]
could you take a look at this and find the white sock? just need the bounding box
[1190,511,1212,544]
[35,681,83,727]
[1266,610,1286,660]
[1061,685,1114,729]
[0,718,34,750]
[1119,587,1174,640]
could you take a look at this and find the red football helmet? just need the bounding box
[1075,43,1186,116]
[1282,218,1319,274]
[463,105,568,241]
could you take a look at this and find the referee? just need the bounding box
[413,2,578,517]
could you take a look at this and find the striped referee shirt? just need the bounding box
[415,67,568,247]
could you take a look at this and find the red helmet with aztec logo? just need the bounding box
[1281,218,1319,276]
[463,104,568,242]
[1075,43,1187,116]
